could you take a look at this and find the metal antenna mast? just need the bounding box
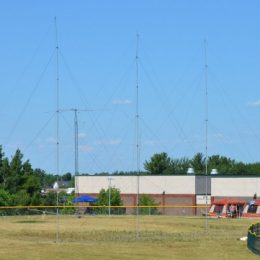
[74,109,79,177]
[59,108,91,195]
[135,33,140,239]
[54,16,60,243]
[204,39,209,232]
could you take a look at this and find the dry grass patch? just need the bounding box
[0,215,258,259]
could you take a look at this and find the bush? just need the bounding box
[93,187,125,215]
[139,195,159,215]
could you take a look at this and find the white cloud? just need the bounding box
[213,133,224,138]
[79,145,93,153]
[95,139,121,145]
[247,100,260,107]
[112,99,132,105]
[78,132,86,139]
[143,139,161,146]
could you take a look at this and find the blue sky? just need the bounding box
[1,1,260,174]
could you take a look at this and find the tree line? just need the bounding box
[88,152,260,176]
[0,146,259,209]
[143,152,260,175]
[0,146,73,208]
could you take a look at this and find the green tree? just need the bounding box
[23,175,41,196]
[41,173,57,189]
[60,192,75,215]
[6,150,22,193]
[0,189,12,206]
[191,153,205,174]
[245,163,260,175]
[13,190,31,206]
[0,158,10,189]
[144,152,173,174]
[62,172,72,181]
[30,192,42,206]
[94,187,124,214]
[0,189,13,215]
[231,162,247,175]
[0,146,5,184]
[139,194,159,215]
[43,191,57,206]
[172,157,191,174]
[208,155,235,174]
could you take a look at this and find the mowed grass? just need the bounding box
[0,215,259,260]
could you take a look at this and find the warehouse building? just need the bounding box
[75,175,211,215]
[211,176,260,202]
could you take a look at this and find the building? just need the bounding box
[75,175,211,215]
[211,176,260,201]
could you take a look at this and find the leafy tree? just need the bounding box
[43,191,57,206]
[60,192,76,215]
[139,194,159,215]
[191,153,205,174]
[172,157,191,174]
[41,173,57,188]
[30,192,42,206]
[230,162,247,175]
[7,149,24,193]
[0,146,5,184]
[23,175,41,196]
[208,155,235,174]
[0,189,13,215]
[144,152,173,174]
[10,149,23,173]
[245,163,260,175]
[13,190,31,206]
[0,158,10,189]
[22,160,33,175]
[11,190,31,215]
[0,189,12,206]
[62,172,72,181]
[94,187,124,214]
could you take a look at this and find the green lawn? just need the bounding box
[0,215,258,259]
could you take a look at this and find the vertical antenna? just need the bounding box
[204,39,209,232]
[135,33,140,239]
[74,109,79,178]
[55,17,60,179]
[74,109,79,197]
[54,16,60,243]
[59,108,90,196]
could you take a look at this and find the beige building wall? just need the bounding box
[211,177,260,197]
[76,175,196,195]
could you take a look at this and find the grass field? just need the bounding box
[0,214,259,260]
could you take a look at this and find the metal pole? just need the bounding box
[74,109,79,177]
[74,109,79,197]
[204,39,209,232]
[108,177,112,216]
[135,33,140,239]
[59,108,90,196]
[54,16,60,244]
